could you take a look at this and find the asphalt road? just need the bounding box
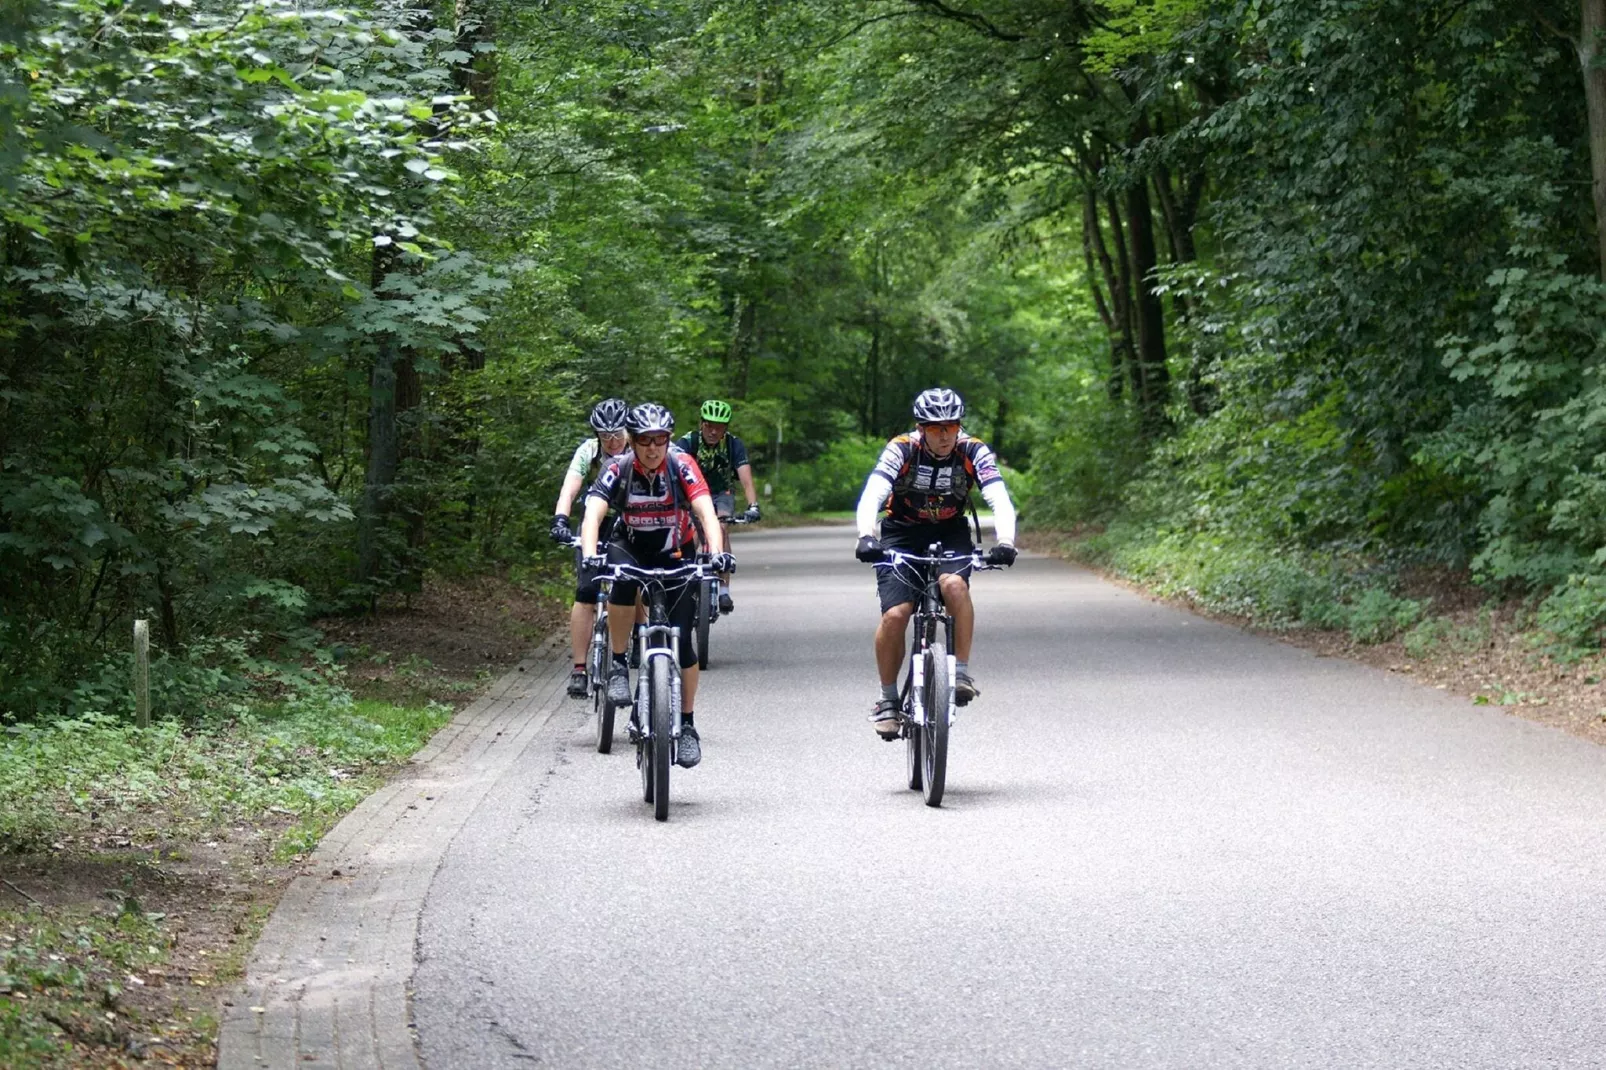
[413,526,1606,1069]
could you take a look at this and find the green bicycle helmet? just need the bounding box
[700,399,733,424]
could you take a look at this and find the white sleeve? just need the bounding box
[980,480,1017,545]
[856,473,893,538]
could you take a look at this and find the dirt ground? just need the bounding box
[0,570,566,1068]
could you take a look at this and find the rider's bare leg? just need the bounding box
[570,601,595,665]
[938,574,974,662]
[607,599,633,656]
[874,602,915,686]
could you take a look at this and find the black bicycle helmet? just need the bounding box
[589,397,629,433]
[626,402,675,435]
[912,387,965,423]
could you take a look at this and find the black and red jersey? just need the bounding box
[588,446,710,555]
[870,430,1003,526]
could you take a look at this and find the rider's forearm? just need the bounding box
[555,473,584,517]
[736,465,758,506]
[580,497,608,557]
[856,473,892,537]
[695,499,725,554]
[981,482,1017,545]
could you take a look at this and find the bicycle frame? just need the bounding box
[602,561,709,741]
[876,545,994,730]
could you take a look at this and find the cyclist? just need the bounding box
[578,403,733,768]
[551,398,631,699]
[675,399,760,614]
[853,388,1017,739]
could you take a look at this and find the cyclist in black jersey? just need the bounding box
[674,399,760,614]
[854,388,1018,739]
[578,403,733,768]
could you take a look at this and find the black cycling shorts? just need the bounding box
[574,544,603,604]
[875,518,975,615]
[605,539,699,670]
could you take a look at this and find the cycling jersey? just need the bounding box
[587,447,711,556]
[869,430,1004,526]
[675,431,748,496]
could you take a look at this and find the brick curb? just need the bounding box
[218,636,571,1069]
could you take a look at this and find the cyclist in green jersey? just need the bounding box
[674,399,760,614]
[551,398,630,698]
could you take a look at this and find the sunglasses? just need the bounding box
[634,434,670,447]
[920,422,961,435]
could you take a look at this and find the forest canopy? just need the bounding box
[5,0,1606,718]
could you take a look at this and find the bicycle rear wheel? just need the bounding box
[649,657,673,821]
[904,663,923,791]
[591,613,614,753]
[922,641,951,807]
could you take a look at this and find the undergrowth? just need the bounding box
[1067,522,1423,644]
[0,907,171,1066]
[0,695,451,857]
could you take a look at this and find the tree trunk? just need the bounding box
[452,0,496,108]
[356,245,417,588]
[1081,189,1126,400]
[994,394,1008,462]
[1581,0,1606,281]
[1125,179,1170,438]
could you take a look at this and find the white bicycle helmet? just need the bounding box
[626,402,675,435]
[589,397,629,433]
[912,387,965,423]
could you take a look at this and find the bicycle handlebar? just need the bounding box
[872,549,1004,571]
[600,561,713,584]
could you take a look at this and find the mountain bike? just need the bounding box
[871,546,1001,808]
[565,536,621,753]
[692,512,757,671]
[587,571,616,753]
[601,559,711,822]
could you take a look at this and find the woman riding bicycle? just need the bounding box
[551,398,631,698]
[578,403,733,768]
[853,388,1017,739]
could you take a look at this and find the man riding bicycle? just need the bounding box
[551,398,631,699]
[853,388,1017,739]
[579,403,732,768]
[675,399,759,614]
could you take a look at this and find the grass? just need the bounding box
[0,696,451,858]
[0,906,172,1066]
[0,693,451,1064]
[1058,522,1422,644]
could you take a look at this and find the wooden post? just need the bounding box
[133,619,150,728]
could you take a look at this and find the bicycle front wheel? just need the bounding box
[650,657,673,821]
[922,641,951,807]
[591,615,614,753]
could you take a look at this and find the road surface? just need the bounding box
[412,526,1606,1069]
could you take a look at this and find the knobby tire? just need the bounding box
[650,657,673,821]
[905,670,923,792]
[695,579,712,671]
[592,614,613,754]
[922,641,950,807]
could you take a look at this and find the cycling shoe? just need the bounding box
[677,725,702,768]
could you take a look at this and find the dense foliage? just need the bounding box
[5,0,1606,719]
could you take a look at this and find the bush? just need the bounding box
[777,435,889,513]
[1345,587,1422,644]
[1534,573,1606,654]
